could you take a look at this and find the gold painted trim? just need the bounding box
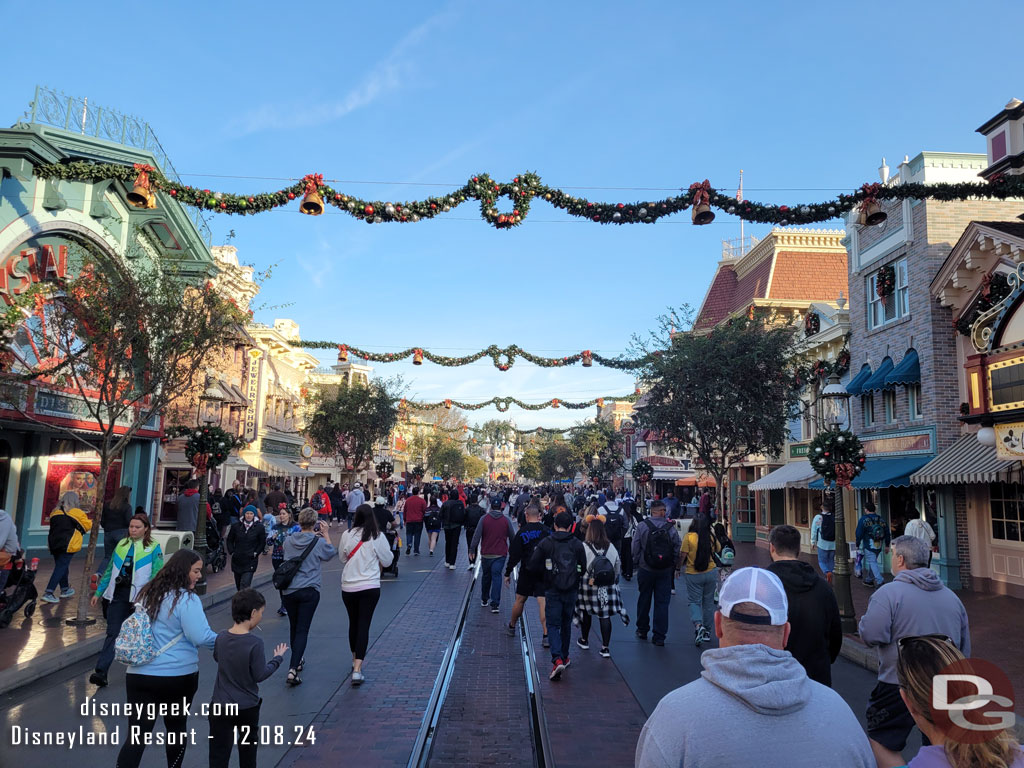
[987,355,1024,412]
[971,371,981,409]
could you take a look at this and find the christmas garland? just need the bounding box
[794,347,850,387]
[807,429,866,486]
[411,465,425,478]
[632,459,653,483]
[375,460,394,479]
[31,161,1024,230]
[410,393,638,412]
[954,272,1012,336]
[804,312,820,337]
[166,425,249,472]
[876,264,896,298]
[306,341,641,371]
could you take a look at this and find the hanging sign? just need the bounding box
[244,348,263,442]
[995,422,1024,460]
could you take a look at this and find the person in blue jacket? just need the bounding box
[115,549,218,768]
[855,499,891,588]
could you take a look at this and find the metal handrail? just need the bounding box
[517,565,555,768]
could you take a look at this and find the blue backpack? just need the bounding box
[114,605,183,666]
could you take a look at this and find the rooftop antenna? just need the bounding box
[80,97,88,134]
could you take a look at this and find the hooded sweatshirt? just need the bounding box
[470,507,515,558]
[280,531,338,595]
[176,488,201,533]
[635,644,875,768]
[0,509,19,555]
[858,567,971,684]
[767,559,842,687]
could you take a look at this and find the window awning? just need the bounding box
[808,455,933,489]
[861,357,894,392]
[674,475,717,487]
[748,461,820,491]
[217,380,248,407]
[252,454,314,478]
[911,434,1020,485]
[885,349,920,387]
[845,364,873,396]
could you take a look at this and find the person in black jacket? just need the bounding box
[440,495,466,570]
[767,524,842,687]
[504,503,551,646]
[227,507,267,591]
[98,485,133,577]
[464,497,486,570]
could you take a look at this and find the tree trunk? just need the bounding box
[74,454,111,623]
[713,469,728,533]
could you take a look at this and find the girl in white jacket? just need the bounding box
[338,503,394,685]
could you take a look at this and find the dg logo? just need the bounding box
[931,658,1015,744]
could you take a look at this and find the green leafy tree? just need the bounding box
[632,307,802,519]
[463,454,488,480]
[536,440,576,483]
[428,439,466,480]
[569,419,624,483]
[517,448,542,481]
[306,378,402,485]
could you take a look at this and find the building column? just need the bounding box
[934,486,962,590]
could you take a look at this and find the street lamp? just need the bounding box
[819,372,857,633]
[193,374,226,595]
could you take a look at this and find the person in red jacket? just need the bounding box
[470,495,515,613]
[403,487,427,556]
[311,486,332,529]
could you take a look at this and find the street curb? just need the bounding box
[839,634,879,674]
[0,571,273,696]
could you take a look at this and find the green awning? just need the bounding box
[809,454,934,489]
[885,349,920,387]
[861,357,895,392]
[845,364,873,396]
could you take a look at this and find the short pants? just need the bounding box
[866,680,921,752]
[515,570,545,598]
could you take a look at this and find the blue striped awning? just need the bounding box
[808,455,933,489]
[861,357,895,392]
[845,364,873,396]
[885,349,920,387]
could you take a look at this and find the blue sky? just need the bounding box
[3,1,1022,429]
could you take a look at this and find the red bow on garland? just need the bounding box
[303,173,324,195]
[132,163,155,191]
[193,452,210,475]
[859,182,883,211]
[835,462,857,489]
[689,179,712,207]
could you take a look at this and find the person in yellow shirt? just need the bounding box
[42,491,93,603]
[678,513,721,647]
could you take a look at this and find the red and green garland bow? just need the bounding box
[808,429,866,484]
[166,425,250,470]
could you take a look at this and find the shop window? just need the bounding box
[868,258,909,329]
[884,389,897,424]
[908,383,923,421]
[796,491,810,527]
[862,394,875,427]
[990,482,1024,543]
[161,468,193,525]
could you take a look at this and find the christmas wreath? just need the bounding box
[876,265,896,298]
[808,429,866,486]
[412,465,425,479]
[375,460,394,479]
[166,425,248,472]
[804,312,820,337]
[632,459,653,483]
[954,272,1012,336]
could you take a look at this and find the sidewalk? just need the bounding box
[732,541,1024,693]
[0,555,275,695]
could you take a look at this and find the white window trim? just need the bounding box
[908,383,924,421]
[884,389,897,424]
[868,257,910,330]
[853,199,914,271]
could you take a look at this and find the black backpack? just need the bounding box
[643,519,675,570]
[586,544,616,587]
[819,510,836,543]
[602,504,625,540]
[310,493,324,512]
[549,538,581,591]
[447,501,467,526]
[424,506,441,529]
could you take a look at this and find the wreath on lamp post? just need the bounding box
[376,460,394,479]
[166,425,249,472]
[807,429,866,486]
[412,464,425,479]
[876,265,896,298]
[632,459,653,483]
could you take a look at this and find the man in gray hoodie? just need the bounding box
[635,567,874,768]
[0,508,20,592]
[858,534,971,768]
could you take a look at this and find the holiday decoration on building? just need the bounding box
[807,429,866,485]
[166,425,249,472]
[632,459,654,483]
[412,465,425,479]
[954,272,1012,336]
[804,312,820,337]
[875,265,896,298]
[409,393,638,412]
[126,164,157,209]
[32,161,1024,230]
[375,460,394,480]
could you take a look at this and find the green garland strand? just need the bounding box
[32,161,1024,230]
[408,393,638,412]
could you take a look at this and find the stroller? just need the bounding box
[381,526,401,578]
[206,518,228,574]
[0,552,39,628]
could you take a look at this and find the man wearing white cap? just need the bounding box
[635,567,874,768]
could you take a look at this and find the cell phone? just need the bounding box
[314,522,322,532]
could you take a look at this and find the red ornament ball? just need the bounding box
[334,193,341,200]
[248,197,254,203]
[287,192,295,200]
[364,205,374,215]
[169,189,177,196]
[617,203,625,209]
[592,215,600,222]
[220,202,227,209]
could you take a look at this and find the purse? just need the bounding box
[272,537,320,590]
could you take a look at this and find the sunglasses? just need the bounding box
[897,634,953,652]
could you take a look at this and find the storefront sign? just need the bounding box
[244,348,263,441]
[0,238,69,305]
[649,455,691,469]
[862,429,934,456]
[620,421,636,436]
[34,389,134,429]
[262,438,300,457]
[995,422,1024,460]
[789,442,810,458]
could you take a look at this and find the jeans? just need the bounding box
[481,556,506,607]
[544,588,577,663]
[116,671,199,768]
[342,588,381,660]
[406,522,423,553]
[621,536,634,579]
[817,547,836,575]
[234,570,254,591]
[45,551,74,595]
[863,548,883,584]
[98,529,127,577]
[444,527,461,565]
[96,598,133,674]
[281,586,321,670]
[636,568,673,641]
[209,700,261,768]
[685,569,717,629]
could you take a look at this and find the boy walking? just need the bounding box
[209,589,288,768]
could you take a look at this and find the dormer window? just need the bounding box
[992,131,1008,163]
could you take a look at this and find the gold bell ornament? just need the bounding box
[127,164,157,209]
[413,349,424,365]
[859,201,887,226]
[337,344,348,363]
[299,173,325,216]
[582,350,593,367]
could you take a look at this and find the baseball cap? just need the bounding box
[489,494,503,508]
[718,567,789,626]
[354,482,361,488]
[375,496,387,506]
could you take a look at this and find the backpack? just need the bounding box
[114,604,183,666]
[586,543,616,587]
[424,507,441,529]
[549,538,581,591]
[447,502,467,526]
[643,519,675,570]
[310,493,324,512]
[868,517,887,548]
[819,510,836,543]
[602,505,625,540]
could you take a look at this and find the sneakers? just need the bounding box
[695,625,709,647]
[406,548,411,555]
[653,638,665,647]
[576,637,590,650]
[635,629,647,641]
[89,671,108,687]
[41,593,59,604]
[277,607,287,616]
[599,647,611,658]
[351,671,364,686]
[506,623,516,637]
[670,588,676,595]
[481,599,490,608]
[490,605,500,614]
[699,626,712,644]
[467,564,474,571]
[429,551,434,556]
[550,659,565,681]
[542,636,550,648]
[414,551,420,556]
[60,587,76,599]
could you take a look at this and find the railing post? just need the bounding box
[64,96,73,130]
[29,85,40,124]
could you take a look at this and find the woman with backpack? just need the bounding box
[89,513,163,688]
[423,493,442,556]
[42,491,92,603]
[115,549,217,768]
[679,512,721,647]
[574,518,628,658]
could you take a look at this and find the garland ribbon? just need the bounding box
[31,161,1024,230]
[408,393,638,412]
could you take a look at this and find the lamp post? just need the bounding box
[819,372,857,634]
[194,374,226,596]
